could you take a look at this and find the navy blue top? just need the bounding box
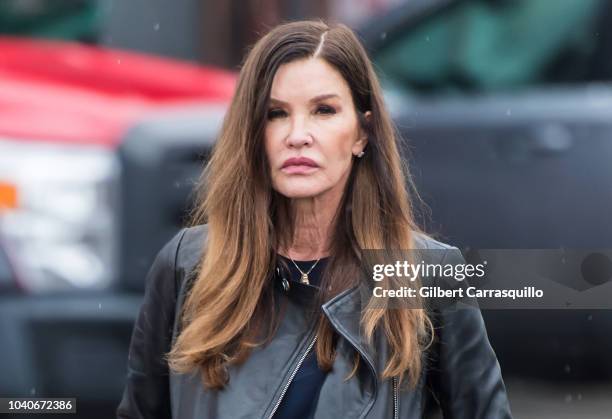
[273,255,329,419]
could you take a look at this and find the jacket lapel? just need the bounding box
[321,286,388,380]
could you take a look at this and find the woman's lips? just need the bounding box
[281,164,319,174]
[281,157,319,174]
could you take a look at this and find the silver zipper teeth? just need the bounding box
[267,335,318,419]
[393,376,399,419]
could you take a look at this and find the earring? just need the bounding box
[357,151,365,158]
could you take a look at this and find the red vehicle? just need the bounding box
[0,36,235,416]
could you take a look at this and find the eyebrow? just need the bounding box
[269,93,340,105]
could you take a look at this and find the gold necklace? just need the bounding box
[288,256,321,285]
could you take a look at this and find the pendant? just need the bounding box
[300,273,310,285]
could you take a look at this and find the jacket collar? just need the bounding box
[321,286,387,379]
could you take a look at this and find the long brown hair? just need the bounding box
[167,19,432,390]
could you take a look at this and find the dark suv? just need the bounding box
[359,0,612,379]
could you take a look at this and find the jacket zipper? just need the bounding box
[267,334,318,419]
[392,376,399,419]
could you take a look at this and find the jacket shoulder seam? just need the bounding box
[173,228,190,297]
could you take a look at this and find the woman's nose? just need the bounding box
[286,118,313,148]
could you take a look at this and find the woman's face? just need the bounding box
[264,57,370,200]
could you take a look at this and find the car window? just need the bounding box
[374,0,609,95]
[0,0,101,42]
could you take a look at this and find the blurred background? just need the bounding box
[1,0,611,417]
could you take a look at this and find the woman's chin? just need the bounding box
[274,182,328,199]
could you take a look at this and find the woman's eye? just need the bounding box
[267,109,287,119]
[316,105,336,115]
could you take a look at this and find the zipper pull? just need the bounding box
[276,266,290,292]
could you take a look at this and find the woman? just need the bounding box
[117,20,512,418]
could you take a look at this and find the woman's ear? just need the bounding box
[353,111,372,155]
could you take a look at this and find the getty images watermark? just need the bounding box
[360,249,612,309]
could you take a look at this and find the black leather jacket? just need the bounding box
[117,225,513,418]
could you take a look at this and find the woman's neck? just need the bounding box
[279,193,340,261]
[283,223,331,261]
